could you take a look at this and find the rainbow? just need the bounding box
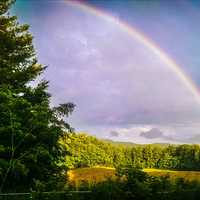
[65,0,200,105]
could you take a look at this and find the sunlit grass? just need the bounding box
[68,166,116,187]
[144,168,200,182]
[68,167,200,187]
[143,168,177,173]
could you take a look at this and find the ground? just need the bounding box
[68,167,200,187]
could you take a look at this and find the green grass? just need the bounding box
[68,167,200,186]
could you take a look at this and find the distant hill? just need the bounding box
[101,139,138,147]
[79,132,172,147]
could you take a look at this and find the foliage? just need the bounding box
[0,0,74,192]
[90,167,200,200]
[62,133,200,171]
[68,167,200,189]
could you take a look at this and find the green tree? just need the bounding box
[0,0,74,192]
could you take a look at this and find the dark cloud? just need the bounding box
[140,128,164,139]
[140,127,200,144]
[110,131,120,137]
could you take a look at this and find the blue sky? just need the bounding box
[12,0,200,143]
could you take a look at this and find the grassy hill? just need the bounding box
[68,167,116,186]
[68,167,200,187]
[144,168,200,181]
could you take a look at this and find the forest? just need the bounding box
[62,133,200,170]
[1,0,200,199]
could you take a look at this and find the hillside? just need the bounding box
[61,133,200,171]
[68,167,200,187]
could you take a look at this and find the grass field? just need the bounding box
[68,167,200,186]
[68,166,116,186]
[144,168,200,182]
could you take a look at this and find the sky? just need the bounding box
[12,0,200,144]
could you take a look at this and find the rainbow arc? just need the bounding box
[66,0,200,105]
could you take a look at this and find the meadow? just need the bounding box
[144,168,200,182]
[68,167,200,186]
[68,167,116,187]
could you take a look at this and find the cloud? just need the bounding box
[140,127,190,142]
[140,128,164,139]
[110,130,120,137]
[86,124,200,144]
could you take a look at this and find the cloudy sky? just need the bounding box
[12,0,200,143]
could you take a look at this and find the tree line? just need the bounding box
[62,133,200,170]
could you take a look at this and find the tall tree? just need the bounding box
[0,0,74,192]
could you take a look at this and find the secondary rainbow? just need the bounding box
[65,0,200,105]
